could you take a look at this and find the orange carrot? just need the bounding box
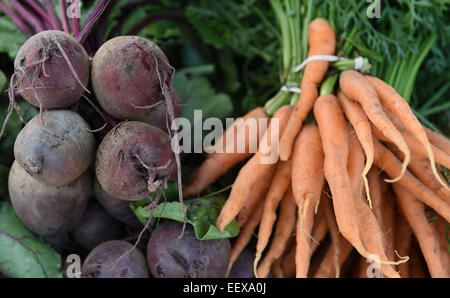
[388,146,450,206]
[424,127,450,156]
[254,160,292,269]
[347,127,401,278]
[225,200,264,277]
[382,109,450,174]
[322,192,342,278]
[313,94,370,259]
[430,216,450,274]
[279,232,296,278]
[339,70,410,183]
[373,138,450,223]
[290,124,325,277]
[313,235,353,278]
[184,107,270,197]
[236,166,275,227]
[394,212,412,278]
[393,183,448,277]
[217,105,292,231]
[337,90,374,206]
[256,188,297,278]
[310,204,329,253]
[408,241,428,278]
[271,259,285,278]
[368,168,396,262]
[279,18,336,161]
[285,202,329,278]
[366,75,448,189]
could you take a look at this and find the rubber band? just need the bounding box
[280,85,301,94]
[354,56,364,70]
[293,55,349,73]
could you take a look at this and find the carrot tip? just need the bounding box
[253,252,261,278]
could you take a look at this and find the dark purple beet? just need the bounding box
[73,202,125,251]
[95,121,175,201]
[147,220,231,278]
[8,161,90,236]
[81,240,149,278]
[94,178,142,227]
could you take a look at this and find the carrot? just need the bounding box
[388,146,450,205]
[347,127,402,278]
[393,183,448,277]
[408,241,428,278]
[236,166,275,227]
[373,138,450,223]
[255,188,297,278]
[322,192,342,278]
[183,107,270,197]
[279,232,296,278]
[394,212,412,278]
[382,109,450,174]
[254,160,292,270]
[337,90,374,207]
[366,75,448,189]
[225,200,264,277]
[313,94,370,259]
[424,127,450,156]
[310,204,329,253]
[217,105,292,231]
[285,202,329,278]
[279,18,336,161]
[313,234,353,278]
[339,70,410,183]
[368,168,396,262]
[290,124,325,277]
[430,216,450,273]
[271,259,285,278]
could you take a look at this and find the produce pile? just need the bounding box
[0,0,448,279]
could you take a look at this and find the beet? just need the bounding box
[13,30,89,109]
[95,121,175,201]
[146,220,231,278]
[73,202,125,251]
[14,110,95,186]
[8,161,90,236]
[81,240,149,278]
[91,35,174,122]
[94,178,142,227]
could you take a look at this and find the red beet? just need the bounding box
[13,30,89,109]
[91,35,175,123]
[95,121,175,201]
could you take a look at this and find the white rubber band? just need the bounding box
[293,55,348,73]
[281,86,301,94]
[354,56,364,70]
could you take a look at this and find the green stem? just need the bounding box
[320,73,339,95]
[419,81,450,113]
[264,91,291,116]
[421,101,450,117]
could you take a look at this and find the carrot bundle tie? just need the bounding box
[293,55,368,73]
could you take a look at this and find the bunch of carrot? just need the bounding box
[183,18,450,278]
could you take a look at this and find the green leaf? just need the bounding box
[174,68,233,121]
[0,202,62,278]
[130,197,239,240]
[0,17,27,59]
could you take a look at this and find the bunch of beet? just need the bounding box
[3,30,211,278]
